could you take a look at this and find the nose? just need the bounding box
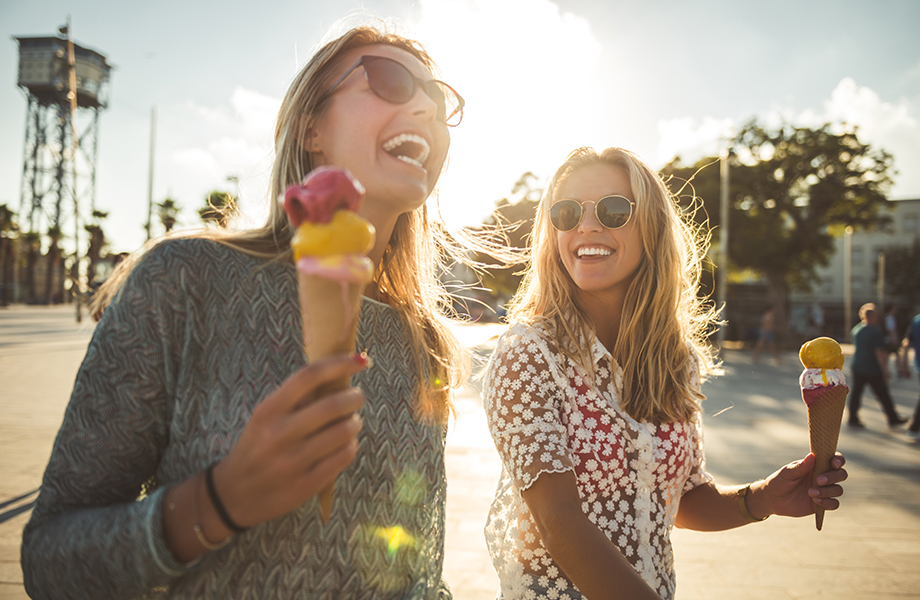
[577,201,603,232]
[404,85,439,122]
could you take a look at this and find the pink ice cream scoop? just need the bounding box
[283,166,365,226]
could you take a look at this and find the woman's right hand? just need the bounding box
[209,353,367,529]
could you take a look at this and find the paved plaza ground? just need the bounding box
[1,305,918,599]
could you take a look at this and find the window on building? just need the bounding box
[851,247,863,264]
[905,214,918,234]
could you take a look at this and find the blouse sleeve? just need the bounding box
[21,243,196,599]
[483,324,574,492]
[682,350,713,494]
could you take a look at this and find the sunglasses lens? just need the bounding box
[365,58,415,104]
[596,196,632,229]
[550,200,582,231]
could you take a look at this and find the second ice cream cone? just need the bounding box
[804,384,848,531]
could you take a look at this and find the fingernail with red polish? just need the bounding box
[353,352,373,369]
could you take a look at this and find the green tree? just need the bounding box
[0,205,18,305]
[476,172,542,299]
[22,231,41,304]
[662,119,895,340]
[45,225,64,304]
[157,197,180,233]
[880,240,920,309]
[199,190,236,228]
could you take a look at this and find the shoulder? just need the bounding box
[496,321,559,356]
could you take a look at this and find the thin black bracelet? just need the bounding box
[204,463,248,533]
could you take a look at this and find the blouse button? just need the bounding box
[641,486,649,494]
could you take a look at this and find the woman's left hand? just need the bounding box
[752,452,848,518]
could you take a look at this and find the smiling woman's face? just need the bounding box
[308,43,450,217]
[554,163,643,305]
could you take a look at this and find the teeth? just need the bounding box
[382,133,430,168]
[577,246,611,258]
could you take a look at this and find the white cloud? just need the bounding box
[654,78,920,198]
[160,87,279,230]
[656,116,734,165]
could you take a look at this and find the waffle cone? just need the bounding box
[804,384,848,531]
[298,273,365,522]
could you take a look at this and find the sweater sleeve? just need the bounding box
[21,243,197,599]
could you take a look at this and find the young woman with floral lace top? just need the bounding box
[482,147,848,600]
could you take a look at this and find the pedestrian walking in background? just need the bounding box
[752,304,781,365]
[481,147,848,600]
[901,312,920,441]
[21,20,479,599]
[847,303,908,429]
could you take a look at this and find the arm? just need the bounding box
[676,453,848,531]
[876,347,890,381]
[22,244,367,598]
[163,354,366,563]
[522,472,661,600]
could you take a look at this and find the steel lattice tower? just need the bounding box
[14,34,111,302]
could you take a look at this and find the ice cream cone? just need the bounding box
[298,272,365,522]
[803,384,848,531]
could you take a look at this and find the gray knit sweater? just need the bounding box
[21,238,451,599]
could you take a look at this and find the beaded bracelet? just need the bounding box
[205,463,248,534]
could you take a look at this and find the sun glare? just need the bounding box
[412,0,604,230]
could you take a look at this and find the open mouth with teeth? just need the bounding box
[382,133,430,169]
[576,246,612,259]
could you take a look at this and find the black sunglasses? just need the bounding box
[321,55,465,127]
[549,195,635,231]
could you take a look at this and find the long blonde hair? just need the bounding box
[507,147,719,423]
[92,22,467,423]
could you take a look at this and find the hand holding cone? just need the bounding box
[799,337,847,531]
[284,167,376,522]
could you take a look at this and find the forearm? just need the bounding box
[534,503,661,600]
[522,471,661,600]
[675,480,768,531]
[22,487,183,599]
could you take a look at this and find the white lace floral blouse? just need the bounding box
[483,322,712,600]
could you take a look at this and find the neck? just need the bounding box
[576,289,626,353]
[359,200,401,300]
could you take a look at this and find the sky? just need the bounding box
[2,0,919,254]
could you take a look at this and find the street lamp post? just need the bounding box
[844,226,853,341]
[64,16,81,323]
[717,147,730,347]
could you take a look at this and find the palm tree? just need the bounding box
[22,231,41,304]
[0,204,18,305]
[199,190,236,228]
[157,197,181,233]
[85,210,109,288]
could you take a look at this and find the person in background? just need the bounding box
[482,146,848,600]
[752,304,781,365]
[848,302,908,429]
[901,312,920,441]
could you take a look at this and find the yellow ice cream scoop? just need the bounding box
[291,210,375,260]
[799,337,844,370]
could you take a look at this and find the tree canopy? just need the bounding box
[199,190,237,228]
[661,119,895,337]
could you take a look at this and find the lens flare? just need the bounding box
[374,525,416,558]
[395,469,427,505]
